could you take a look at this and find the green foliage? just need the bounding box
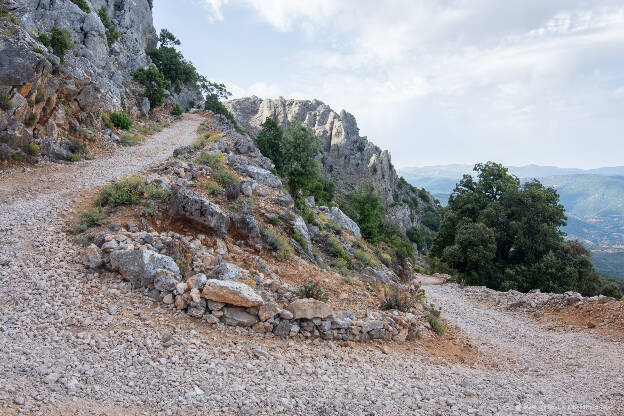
[379,285,424,312]
[600,282,622,299]
[340,182,414,260]
[0,5,18,24]
[67,138,88,161]
[23,142,40,155]
[110,112,132,130]
[293,232,307,250]
[260,225,293,261]
[199,179,223,195]
[102,113,113,129]
[25,112,38,127]
[38,27,74,62]
[422,205,440,231]
[148,29,199,93]
[74,207,104,232]
[354,248,380,267]
[428,315,446,335]
[171,103,183,116]
[0,93,11,111]
[431,162,601,295]
[97,177,167,208]
[11,153,25,162]
[296,280,329,302]
[97,6,119,47]
[70,0,90,13]
[119,134,139,146]
[147,0,153,9]
[194,151,239,190]
[325,234,349,262]
[194,133,220,148]
[406,226,425,250]
[133,64,168,108]
[256,117,285,174]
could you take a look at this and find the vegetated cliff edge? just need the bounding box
[226,96,441,234]
[0,0,200,160]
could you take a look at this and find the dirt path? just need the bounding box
[0,114,622,415]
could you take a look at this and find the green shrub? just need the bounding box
[97,176,162,207]
[260,225,293,261]
[25,112,38,127]
[23,143,40,155]
[428,315,446,336]
[67,138,87,161]
[379,285,424,312]
[74,207,104,232]
[133,64,168,108]
[171,103,183,116]
[38,27,74,62]
[293,232,307,250]
[11,153,25,162]
[148,29,200,93]
[354,248,380,267]
[325,235,351,267]
[71,0,90,13]
[199,180,223,195]
[119,134,139,146]
[102,113,113,129]
[0,93,11,111]
[194,133,220,148]
[97,6,119,47]
[296,280,329,302]
[110,112,132,130]
[331,257,348,271]
[194,151,239,189]
[600,282,622,299]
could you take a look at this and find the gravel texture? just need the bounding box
[0,114,623,415]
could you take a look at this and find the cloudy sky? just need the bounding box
[153,0,624,169]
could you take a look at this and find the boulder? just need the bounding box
[258,302,279,322]
[154,269,177,292]
[38,139,72,161]
[273,320,292,337]
[0,120,33,149]
[110,249,180,288]
[287,298,331,320]
[232,214,260,238]
[244,165,282,188]
[222,306,259,327]
[292,215,311,248]
[362,320,384,333]
[210,262,243,281]
[329,207,361,237]
[201,279,263,307]
[169,185,230,237]
[81,244,103,268]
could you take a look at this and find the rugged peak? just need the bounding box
[226,96,440,235]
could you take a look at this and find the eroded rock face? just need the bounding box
[201,279,264,308]
[329,207,361,238]
[287,298,332,320]
[169,185,230,237]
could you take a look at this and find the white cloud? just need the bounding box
[198,0,229,21]
[247,82,283,98]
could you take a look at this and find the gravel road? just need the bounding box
[1,114,622,415]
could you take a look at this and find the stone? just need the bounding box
[191,273,208,290]
[329,207,361,237]
[222,306,259,327]
[187,300,206,318]
[110,249,180,288]
[258,302,279,322]
[169,185,230,237]
[292,215,311,249]
[175,295,187,310]
[201,279,263,307]
[287,298,332,320]
[81,244,103,268]
[204,314,220,324]
[38,138,72,161]
[154,269,177,292]
[273,320,292,337]
[207,300,225,311]
[163,294,174,304]
[243,165,282,188]
[279,309,294,320]
[232,214,260,238]
[362,320,384,333]
[0,120,32,149]
[190,288,202,303]
[211,262,243,281]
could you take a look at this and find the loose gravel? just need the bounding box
[0,114,622,415]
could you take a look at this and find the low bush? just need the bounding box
[194,133,220,148]
[0,93,11,111]
[25,112,38,127]
[354,248,380,267]
[296,280,329,302]
[194,151,239,190]
[102,113,113,129]
[97,6,119,47]
[199,179,223,195]
[379,285,425,312]
[97,177,167,207]
[133,64,168,108]
[428,315,446,336]
[260,225,293,261]
[38,27,73,62]
[331,257,348,271]
[110,112,132,130]
[119,134,139,146]
[67,138,88,161]
[325,235,350,264]
[11,153,25,162]
[74,207,104,232]
[293,232,307,250]
[71,0,90,13]
[23,142,40,156]
[171,103,183,116]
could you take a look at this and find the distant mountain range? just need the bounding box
[398,164,624,279]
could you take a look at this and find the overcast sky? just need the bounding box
[153,0,624,169]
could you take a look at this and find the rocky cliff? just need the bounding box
[225,96,440,234]
[0,0,199,160]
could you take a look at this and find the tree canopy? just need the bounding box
[431,162,600,295]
